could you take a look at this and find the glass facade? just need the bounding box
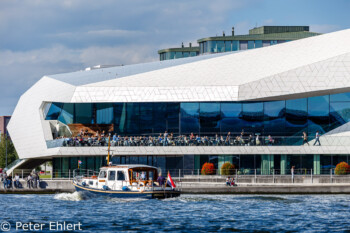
[52,154,350,177]
[198,40,288,55]
[46,92,350,137]
[159,51,199,61]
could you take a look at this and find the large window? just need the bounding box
[96,103,113,124]
[221,103,242,133]
[241,102,263,133]
[200,103,220,134]
[46,91,350,138]
[225,41,231,52]
[75,104,92,124]
[286,98,307,137]
[239,41,248,50]
[308,95,330,135]
[46,102,63,120]
[217,41,225,53]
[264,101,285,136]
[58,103,74,125]
[181,103,199,134]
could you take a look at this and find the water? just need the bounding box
[1,193,350,232]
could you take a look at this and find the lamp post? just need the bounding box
[5,133,8,168]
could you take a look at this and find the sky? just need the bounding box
[1,0,350,116]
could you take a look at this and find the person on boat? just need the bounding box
[157,173,165,187]
[141,172,146,180]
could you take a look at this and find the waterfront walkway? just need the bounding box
[1,179,350,194]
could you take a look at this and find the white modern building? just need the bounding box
[7,28,350,177]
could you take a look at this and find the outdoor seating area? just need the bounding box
[58,131,288,147]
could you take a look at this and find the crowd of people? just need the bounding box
[56,129,322,147]
[58,130,278,147]
[0,169,40,190]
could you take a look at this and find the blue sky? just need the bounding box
[1,0,350,116]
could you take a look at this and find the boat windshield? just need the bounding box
[99,170,107,178]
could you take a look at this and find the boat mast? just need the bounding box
[107,135,111,165]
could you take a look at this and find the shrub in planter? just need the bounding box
[335,162,350,175]
[201,162,215,175]
[220,162,235,175]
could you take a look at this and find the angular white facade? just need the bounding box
[7,28,350,160]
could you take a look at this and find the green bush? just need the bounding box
[220,162,235,175]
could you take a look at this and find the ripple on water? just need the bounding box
[2,194,350,233]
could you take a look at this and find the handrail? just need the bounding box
[47,134,346,148]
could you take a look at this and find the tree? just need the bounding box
[0,134,18,168]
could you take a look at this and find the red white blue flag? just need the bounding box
[167,171,176,189]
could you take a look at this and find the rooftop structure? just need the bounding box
[159,25,320,60]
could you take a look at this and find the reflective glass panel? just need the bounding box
[58,103,74,124]
[330,92,350,102]
[262,41,270,47]
[225,41,231,51]
[46,102,63,120]
[181,103,199,118]
[248,41,254,49]
[241,102,263,133]
[96,103,113,124]
[114,103,127,134]
[232,41,239,51]
[330,102,350,130]
[75,103,92,124]
[308,95,330,134]
[180,118,199,134]
[200,103,220,133]
[264,101,285,136]
[255,40,263,48]
[239,41,248,50]
[126,103,139,134]
[208,41,217,53]
[286,98,307,137]
[221,103,241,118]
[217,41,225,52]
[175,52,182,59]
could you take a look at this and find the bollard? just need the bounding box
[311,169,313,184]
[254,169,257,183]
[198,169,200,182]
[235,169,238,183]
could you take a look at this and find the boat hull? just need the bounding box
[72,182,180,199]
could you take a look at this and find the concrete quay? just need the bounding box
[1,178,350,194]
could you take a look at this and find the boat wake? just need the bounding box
[54,192,84,201]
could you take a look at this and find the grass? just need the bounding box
[39,174,52,179]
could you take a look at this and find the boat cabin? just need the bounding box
[95,165,159,190]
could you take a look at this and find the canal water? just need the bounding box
[1,193,350,232]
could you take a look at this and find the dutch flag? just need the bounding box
[167,171,176,189]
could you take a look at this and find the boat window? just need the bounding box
[117,171,125,181]
[99,170,107,178]
[108,171,116,180]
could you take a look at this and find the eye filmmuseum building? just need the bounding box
[7,27,350,177]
